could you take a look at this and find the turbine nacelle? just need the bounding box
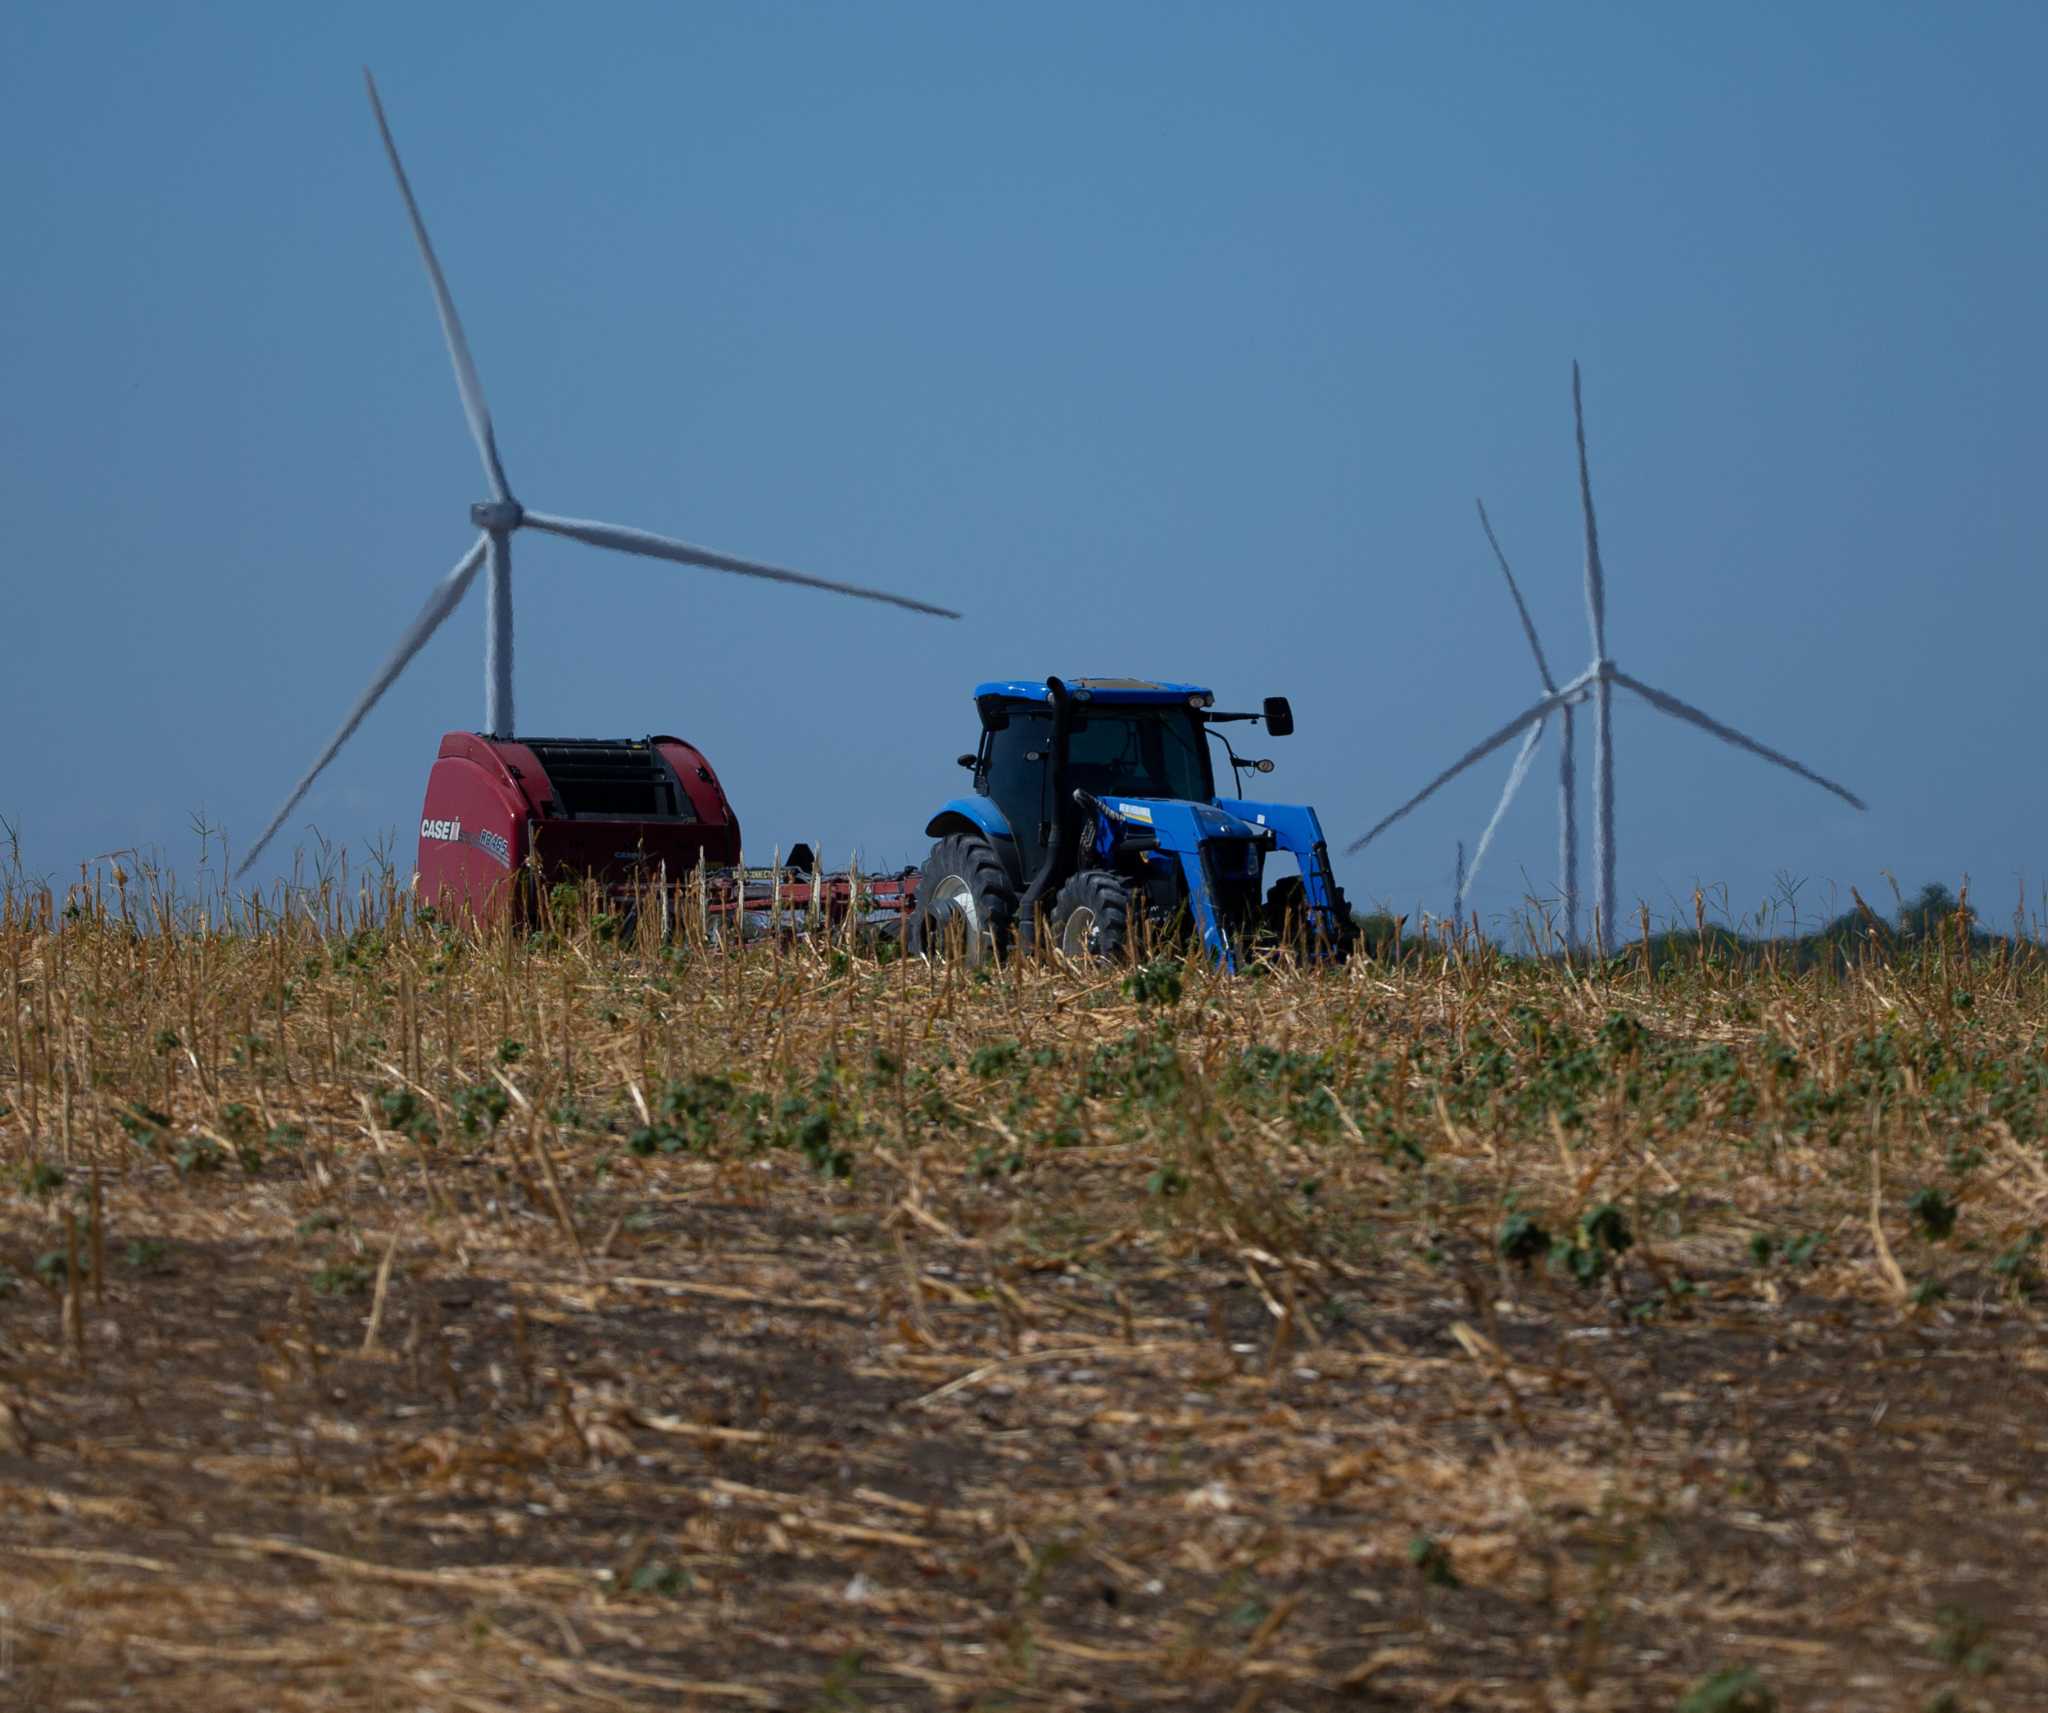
[470,499,525,532]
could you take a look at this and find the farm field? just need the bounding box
[2,883,2046,1710]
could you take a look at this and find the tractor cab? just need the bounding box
[914,676,1352,968]
[972,680,1215,881]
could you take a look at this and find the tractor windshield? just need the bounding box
[1065,707,1212,802]
[979,701,1214,874]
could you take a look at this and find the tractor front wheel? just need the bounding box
[908,834,1017,964]
[1050,871,1133,963]
[1265,876,1357,962]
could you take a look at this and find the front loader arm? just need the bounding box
[1173,850,1237,972]
[1216,800,1345,936]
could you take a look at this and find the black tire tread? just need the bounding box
[908,833,1018,962]
[1050,869,1134,962]
[1264,875,1357,963]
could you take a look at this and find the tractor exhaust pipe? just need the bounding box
[1014,674,1076,945]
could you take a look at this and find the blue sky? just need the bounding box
[3,2,2042,937]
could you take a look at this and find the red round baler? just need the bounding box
[415,733,741,924]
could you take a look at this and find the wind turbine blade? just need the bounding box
[1573,360,1607,660]
[1463,716,1546,902]
[363,70,510,502]
[235,535,491,879]
[521,510,962,619]
[1346,674,1588,856]
[1476,499,1556,692]
[1611,670,1867,812]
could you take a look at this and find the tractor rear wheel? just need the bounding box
[1264,876,1357,962]
[908,834,1017,964]
[1051,870,1133,963]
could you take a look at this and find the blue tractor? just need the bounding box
[910,676,1354,968]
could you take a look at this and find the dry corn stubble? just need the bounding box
[0,865,2046,1708]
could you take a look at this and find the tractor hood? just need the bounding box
[1097,796,1276,851]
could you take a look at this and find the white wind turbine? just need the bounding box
[236,72,959,879]
[1350,363,1866,950]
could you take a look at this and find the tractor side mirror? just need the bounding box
[1263,696,1295,737]
[956,753,977,771]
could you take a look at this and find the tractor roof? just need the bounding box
[974,678,1213,706]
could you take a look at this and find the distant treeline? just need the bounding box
[1355,883,2031,971]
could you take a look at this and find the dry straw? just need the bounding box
[0,859,2045,1705]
